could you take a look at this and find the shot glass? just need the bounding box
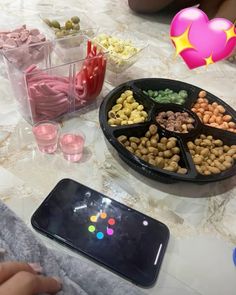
[59,131,85,162]
[32,120,59,154]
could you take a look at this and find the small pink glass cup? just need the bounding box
[59,131,85,162]
[32,120,59,154]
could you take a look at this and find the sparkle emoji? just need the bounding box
[170,7,236,69]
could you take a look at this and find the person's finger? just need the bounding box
[0,271,62,295]
[31,274,62,294]
[0,262,37,284]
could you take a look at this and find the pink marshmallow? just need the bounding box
[0,39,4,48]
[0,31,10,34]
[7,32,20,39]
[1,25,48,69]
[16,39,23,47]
[37,34,46,42]
[29,29,40,36]
[0,34,7,41]
[27,35,40,44]
[12,28,22,33]
[4,38,17,47]
[20,32,28,42]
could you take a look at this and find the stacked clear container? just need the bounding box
[93,30,148,74]
[3,35,107,124]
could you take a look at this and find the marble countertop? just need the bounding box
[0,0,236,294]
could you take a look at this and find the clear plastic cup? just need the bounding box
[32,120,59,154]
[59,131,85,162]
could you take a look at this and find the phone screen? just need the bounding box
[31,179,169,287]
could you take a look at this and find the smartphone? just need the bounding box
[31,178,169,287]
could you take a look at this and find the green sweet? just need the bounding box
[51,20,61,29]
[148,90,154,96]
[144,88,188,105]
[178,99,185,104]
[179,90,188,99]
[65,20,73,30]
[71,16,80,24]
[43,18,52,27]
[143,90,148,95]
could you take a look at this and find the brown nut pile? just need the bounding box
[191,91,236,133]
[108,90,148,126]
[117,124,187,174]
[187,134,236,175]
[156,111,195,133]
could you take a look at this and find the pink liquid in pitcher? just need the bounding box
[33,122,58,153]
[60,133,85,162]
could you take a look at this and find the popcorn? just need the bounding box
[94,33,139,60]
[93,33,143,73]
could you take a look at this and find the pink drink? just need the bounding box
[60,133,85,162]
[32,121,59,153]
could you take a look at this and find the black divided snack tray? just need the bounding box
[99,78,236,183]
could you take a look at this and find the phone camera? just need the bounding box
[143,220,148,226]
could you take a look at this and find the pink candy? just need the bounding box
[22,42,106,123]
[0,25,46,49]
[2,25,47,69]
[26,67,71,122]
[25,60,105,122]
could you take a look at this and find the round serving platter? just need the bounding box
[99,78,236,183]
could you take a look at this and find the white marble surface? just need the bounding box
[0,0,236,294]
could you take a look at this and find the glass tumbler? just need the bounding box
[59,131,85,162]
[32,120,59,154]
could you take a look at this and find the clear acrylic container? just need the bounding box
[39,10,98,40]
[0,10,50,75]
[93,31,148,74]
[3,35,107,124]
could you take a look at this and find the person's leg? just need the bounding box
[128,0,174,13]
[166,0,199,12]
[128,0,199,13]
[128,0,235,21]
[214,0,236,22]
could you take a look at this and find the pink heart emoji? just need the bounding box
[170,7,236,69]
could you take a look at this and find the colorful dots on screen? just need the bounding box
[100,212,107,219]
[90,215,97,222]
[88,225,96,232]
[107,228,114,236]
[108,218,115,226]
[96,232,104,240]
[88,214,116,240]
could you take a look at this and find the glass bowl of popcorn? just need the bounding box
[93,31,148,74]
